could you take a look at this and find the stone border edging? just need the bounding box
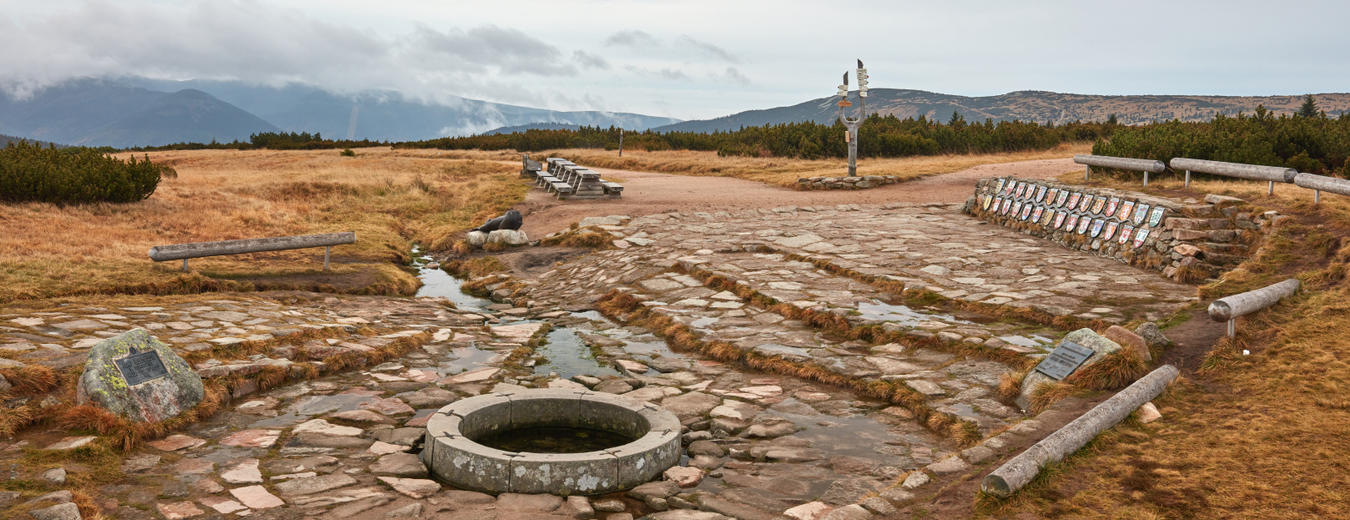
[795,175,901,190]
[980,364,1179,498]
[423,388,681,496]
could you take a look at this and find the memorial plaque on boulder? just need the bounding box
[1034,341,1096,380]
[78,329,204,423]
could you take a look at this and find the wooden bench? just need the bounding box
[520,154,543,179]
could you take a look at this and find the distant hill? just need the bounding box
[654,89,1350,132]
[0,79,277,148]
[123,78,681,141]
[1,77,681,147]
[0,134,64,148]
[483,122,583,135]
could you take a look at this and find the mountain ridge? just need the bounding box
[653,89,1350,133]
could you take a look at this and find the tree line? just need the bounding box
[127,131,387,152]
[402,115,1118,159]
[1094,98,1350,177]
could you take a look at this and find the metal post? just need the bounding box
[1227,319,1236,338]
[1143,171,1149,187]
[1268,181,1274,196]
[1315,190,1321,205]
[1084,165,1091,181]
[182,259,189,272]
[323,246,332,272]
[1184,170,1191,187]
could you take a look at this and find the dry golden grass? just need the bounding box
[538,142,1091,187]
[0,147,528,303]
[987,172,1350,519]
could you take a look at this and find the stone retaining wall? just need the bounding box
[963,177,1271,282]
[796,175,901,190]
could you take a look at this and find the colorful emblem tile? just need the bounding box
[1118,200,1136,221]
[1064,214,1079,231]
[1091,196,1107,215]
[1001,198,1013,215]
[1032,206,1044,222]
[1015,183,1027,199]
[1066,192,1082,210]
[1046,188,1060,206]
[1148,206,1166,228]
[1011,201,1023,216]
[1035,185,1048,202]
[1042,208,1057,226]
[983,195,994,211]
[1004,180,1015,196]
[1133,227,1151,248]
[1102,221,1120,240]
[995,178,1007,194]
[1105,197,1120,216]
[1076,216,1092,234]
[1133,203,1150,226]
[1078,193,1094,212]
[1053,212,1067,229]
[1118,225,1135,244]
[1090,218,1105,238]
[1055,190,1069,207]
[1020,204,1033,221]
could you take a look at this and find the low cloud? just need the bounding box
[605,30,660,47]
[572,50,610,70]
[678,35,739,63]
[722,67,751,86]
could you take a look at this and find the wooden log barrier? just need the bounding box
[1170,158,1297,195]
[1208,278,1300,337]
[981,364,1180,498]
[149,232,356,272]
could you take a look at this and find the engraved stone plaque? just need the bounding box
[115,350,170,387]
[1034,341,1096,380]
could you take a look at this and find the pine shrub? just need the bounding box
[0,141,173,204]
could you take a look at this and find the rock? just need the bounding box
[274,473,357,496]
[878,487,913,504]
[926,456,970,474]
[607,515,635,520]
[592,498,626,512]
[466,231,488,247]
[219,429,280,448]
[1134,322,1172,348]
[615,359,649,374]
[220,459,263,484]
[76,329,204,423]
[377,477,441,499]
[901,471,930,489]
[1016,328,1122,410]
[331,409,394,424]
[1137,401,1162,423]
[647,512,732,520]
[960,445,995,465]
[821,504,874,520]
[660,391,721,420]
[44,436,97,451]
[199,497,247,514]
[743,421,799,438]
[564,495,594,519]
[1104,325,1150,361]
[784,501,833,520]
[663,466,704,487]
[155,501,204,520]
[595,379,634,394]
[687,440,726,457]
[386,503,423,518]
[28,502,81,520]
[498,493,562,512]
[229,485,285,509]
[147,434,205,452]
[40,468,66,484]
[487,229,530,247]
[369,452,428,477]
[293,419,363,436]
[626,480,679,501]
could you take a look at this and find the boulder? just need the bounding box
[1015,328,1121,411]
[1104,325,1151,361]
[486,229,529,246]
[466,231,488,247]
[1134,322,1172,348]
[76,329,204,423]
[476,209,524,233]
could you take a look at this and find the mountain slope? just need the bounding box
[80,89,279,148]
[655,89,1350,132]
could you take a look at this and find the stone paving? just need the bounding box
[0,203,1201,520]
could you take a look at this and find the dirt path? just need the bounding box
[517,158,1075,237]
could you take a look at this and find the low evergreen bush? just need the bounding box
[0,141,173,204]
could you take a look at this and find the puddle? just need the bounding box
[998,334,1054,349]
[410,244,493,312]
[533,327,619,379]
[856,300,973,327]
[438,344,505,376]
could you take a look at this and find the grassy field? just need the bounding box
[524,142,1091,187]
[0,147,527,304]
[984,172,1350,519]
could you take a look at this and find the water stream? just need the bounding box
[532,327,620,379]
[410,244,494,312]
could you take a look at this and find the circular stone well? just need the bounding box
[422,389,681,495]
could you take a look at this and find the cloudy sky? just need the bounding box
[3,0,1348,120]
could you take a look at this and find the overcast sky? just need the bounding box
[3,0,1348,120]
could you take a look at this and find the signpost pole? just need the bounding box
[618,128,624,157]
[836,59,868,177]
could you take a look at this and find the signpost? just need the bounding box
[836,59,869,177]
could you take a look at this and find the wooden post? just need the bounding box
[618,128,623,157]
[1084,165,1090,181]
[324,246,332,272]
[182,259,189,272]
